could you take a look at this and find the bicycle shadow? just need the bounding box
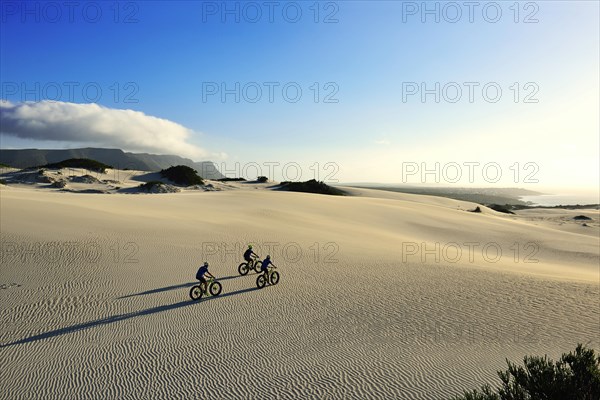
[218,274,252,281]
[201,286,259,303]
[116,275,248,299]
[117,282,197,299]
[0,286,260,349]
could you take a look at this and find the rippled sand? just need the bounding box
[1,186,598,399]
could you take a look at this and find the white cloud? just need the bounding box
[0,100,207,160]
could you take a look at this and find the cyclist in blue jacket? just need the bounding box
[260,255,276,276]
[243,244,258,263]
[196,261,215,289]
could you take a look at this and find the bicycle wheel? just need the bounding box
[256,274,267,289]
[270,271,280,285]
[209,281,222,296]
[253,260,262,273]
[189,285,203,301]
[238,262,249,275]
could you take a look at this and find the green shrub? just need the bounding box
[452,344,600,400]
[487,204,515,214]
[160,165,203,186]
[453,386,499,400]
[277,179,346,196]
[217,177,246,182]
[257,176,268,183]
[0,179,6,185]
[42,158,112,173]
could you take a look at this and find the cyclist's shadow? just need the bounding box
[1,285,262,348]
[200,286,260,302]
[117,274,250,299]
[117,282,196,299]
[218,274,254,281]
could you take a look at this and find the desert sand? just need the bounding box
[0,171,598,399]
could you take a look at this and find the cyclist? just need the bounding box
[260,255,276,276]
[243,244,259,264]
[195,261,215,290]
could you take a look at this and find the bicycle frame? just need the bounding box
[200,277,216,293]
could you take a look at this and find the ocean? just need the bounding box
[520,194,600,207]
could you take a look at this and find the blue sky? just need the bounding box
[1,1,598,191]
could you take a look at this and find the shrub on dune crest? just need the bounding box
[42,158,112,173]
[160,165,204,186]
[277,179,346,196]
[217,177,246,182]
[452,344,600,400]
[487,204,515,214]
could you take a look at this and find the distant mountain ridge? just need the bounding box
[0,148,224,179]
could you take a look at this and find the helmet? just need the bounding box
[248,244,253,249]
[266,255,270,259]
[203,261,208,267]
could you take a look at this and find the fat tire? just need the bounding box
[256,274,267,289]
[209,281,222,296]
[253,260,262,273]
[189,285,203,301]
[270,271,280,285]
[238,262,249,275]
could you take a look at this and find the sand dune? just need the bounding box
[0,183,598,399]
[0,167,271,194]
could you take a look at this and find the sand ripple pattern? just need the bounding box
[1,247,598,400]
[1,189,598,399]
